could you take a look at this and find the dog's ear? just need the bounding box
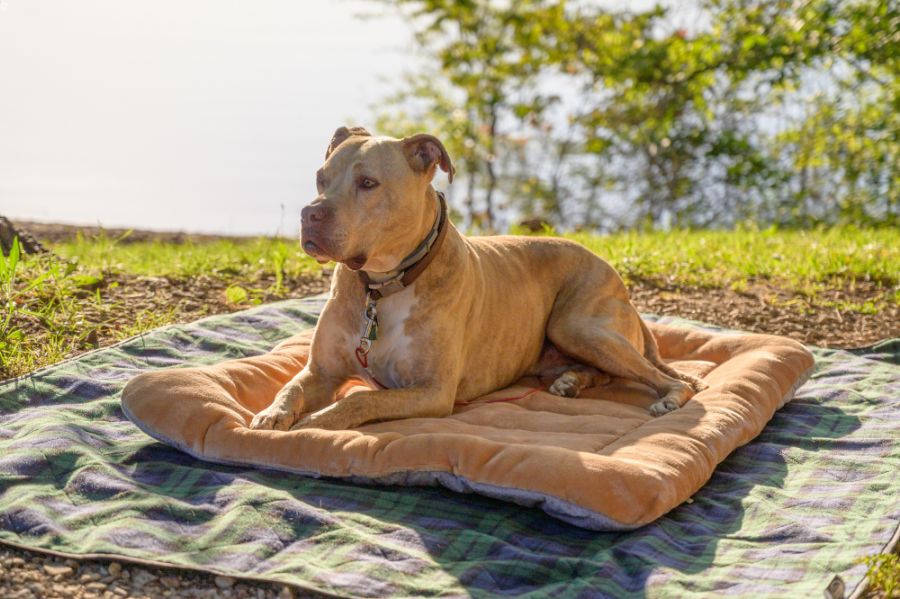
[402,133,455,184]
[325,126,371,159]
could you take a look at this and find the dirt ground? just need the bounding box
[2,221,897,598]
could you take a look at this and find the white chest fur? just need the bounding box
[351,288,417,388]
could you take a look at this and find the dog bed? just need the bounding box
[121,299,814,531]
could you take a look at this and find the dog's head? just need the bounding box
[300,126,454,272]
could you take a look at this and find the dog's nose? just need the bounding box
[301,203,331,226]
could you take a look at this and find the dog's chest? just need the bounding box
[348,291,417,388]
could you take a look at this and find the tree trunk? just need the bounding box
[483,105,499,232]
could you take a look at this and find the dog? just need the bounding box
[250,126,705,432]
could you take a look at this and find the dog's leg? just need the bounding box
[637,318,707,394]
[547,365,610,398]
[548,309,699,416]
[290,386,454,431]
[250,366,343,431]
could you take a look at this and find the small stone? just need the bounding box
[86,329,100,348]
[43,564,74,577]
[215,575,236,589]
[160,575,181,589]
[85,582,107,592]
[65,559,79,568]
[279,585,294,599]
[7,557,25,567]
[107,562,122,577]
[131,569,156,587]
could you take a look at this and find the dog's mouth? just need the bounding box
[301,240,333,265]
[344,254,367,271]
[301,237,367,270]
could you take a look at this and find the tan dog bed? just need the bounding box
[121,321,814,530]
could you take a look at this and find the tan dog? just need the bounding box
[250,127,705,432]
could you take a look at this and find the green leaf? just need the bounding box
[9,237,21,279]
[225,285,249,304]
[71,274,104,288]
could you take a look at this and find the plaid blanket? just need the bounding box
[1,297,897,598]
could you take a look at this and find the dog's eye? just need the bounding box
[359,178,379,190]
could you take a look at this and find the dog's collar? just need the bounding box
[359,191,448,300]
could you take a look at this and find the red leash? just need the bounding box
[355,346,389,390]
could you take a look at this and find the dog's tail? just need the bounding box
[639,318,708,393]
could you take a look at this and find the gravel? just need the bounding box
[0,546,319,599]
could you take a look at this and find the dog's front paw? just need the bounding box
[648,397,680,416]
[250,384,302,431]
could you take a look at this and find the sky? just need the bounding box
[0,0,686,235]
[0,0,412,235]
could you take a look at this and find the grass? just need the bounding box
[564,225,899,296]
[1,225,898,380]
[52,231,322,279]
[47,225,900,292]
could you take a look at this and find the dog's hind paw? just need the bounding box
[649,397,680,416]
[548,372,581,398]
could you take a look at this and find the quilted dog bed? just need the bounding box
[121,299,814,531]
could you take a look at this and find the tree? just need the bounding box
[371,0,898,231]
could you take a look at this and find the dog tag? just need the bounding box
[364,315,378,341]
[362,297,378,342]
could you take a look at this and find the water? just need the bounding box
[0,0,410,235]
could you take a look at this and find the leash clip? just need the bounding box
[354,292,389,389]
[356,292,378,358]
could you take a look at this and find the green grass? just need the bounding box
[47,225,899,292]
[1,226,898,380]
[564,225,899,294]
[52,231,322,279]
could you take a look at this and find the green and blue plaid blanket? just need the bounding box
[1,297,897,598]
